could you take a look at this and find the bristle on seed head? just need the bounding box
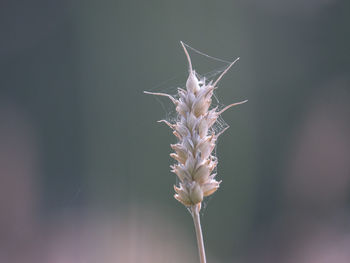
[180,41,193,73]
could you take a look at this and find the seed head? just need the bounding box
[145,42,247,209]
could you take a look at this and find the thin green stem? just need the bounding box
[191,204,207,263]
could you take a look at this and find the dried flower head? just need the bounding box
[145,42,247,209]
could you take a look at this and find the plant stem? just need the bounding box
[191,204,207,263]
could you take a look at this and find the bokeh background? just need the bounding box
[1,0,350,262]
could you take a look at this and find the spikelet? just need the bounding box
[145,42,247,209]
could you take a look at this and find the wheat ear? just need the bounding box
[145,42,247,263]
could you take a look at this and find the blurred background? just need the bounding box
[1,0,350,262]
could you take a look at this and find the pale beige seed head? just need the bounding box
[144,42,247,209]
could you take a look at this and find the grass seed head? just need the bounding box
[145,42,247,209]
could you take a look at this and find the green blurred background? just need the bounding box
[1,0,350,262]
